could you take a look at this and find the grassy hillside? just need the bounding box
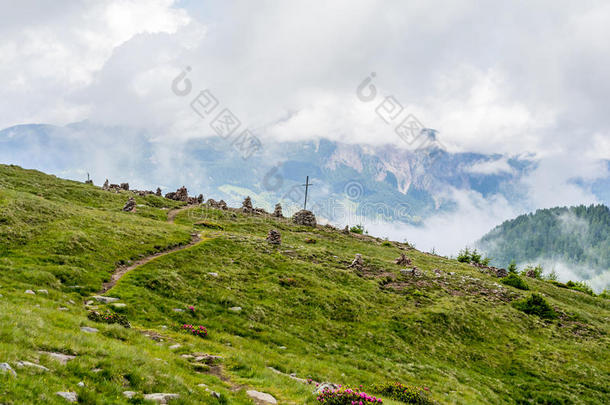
[1,164,609,404]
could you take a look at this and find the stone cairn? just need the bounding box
[525,268,537,278]
[266,229,282,245]
[206,199,228,210]
[292,210,316,227]
[122,197,136,212]
[197,194,204,204]
[120,183,129,191]
[273,203,283,218]
[155,187,162,196]
[342,225,350,234]
[348,253,364,269]
[394,253,412,266]
[102,179,110,190]
[242,196,253,214]
[165,186,199,204]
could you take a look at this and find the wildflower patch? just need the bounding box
[316,387,382,404]
[182,324,208,338]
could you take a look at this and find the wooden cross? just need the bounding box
[302,176,313,210]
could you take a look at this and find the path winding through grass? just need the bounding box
[99,205,204,294]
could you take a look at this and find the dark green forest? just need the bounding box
[477,204,610,271]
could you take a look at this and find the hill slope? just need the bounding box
[477,204,610,289]
[1,164,609,404]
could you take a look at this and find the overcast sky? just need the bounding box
[1,0,609,229]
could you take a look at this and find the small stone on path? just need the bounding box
[91,295,119,303]
[80,326,98,333]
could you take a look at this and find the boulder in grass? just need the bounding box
[0,362,16,376]
[143,393,180,404]
[348,254,364,269]
[246,390,277,404]
[56,392,78,403]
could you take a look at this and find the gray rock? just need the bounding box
[347,254,364,269]
[56,392,78,403]
[37,289,49,294]
[169,344,181,350]
[16,361,49,371]
[58,307,69,311]
[111,303,127,308]
[143,393,180,403]
[123,391,137,399]
[77,381,85,387]
[25,290,35,295]
[208,272,219,277]
[91,295,119,303]
[39,352,76,365]
[228,306,242,312]
[206,389,221,399]
[80,326,98,333]
[172,308,183,312]
[246,390,277,404]
[0,362,16,376]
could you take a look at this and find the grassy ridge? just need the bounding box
[1,164,609,404]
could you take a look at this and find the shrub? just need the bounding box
[457,248,471,263]
[381,240,393,247]
[456,247,489,265]
[508,260,518,274]
[350,225,365,234]
[521,265,543,279]
[316,387,382,404]
[565,281,594,296]
[500,274,529,290]
[88,310,131,328]
[599,289,610,299]
[373,382,433,404]
[182,324,208,338]
[513,294,557,319]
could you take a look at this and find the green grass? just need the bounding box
[1,164,609,404]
